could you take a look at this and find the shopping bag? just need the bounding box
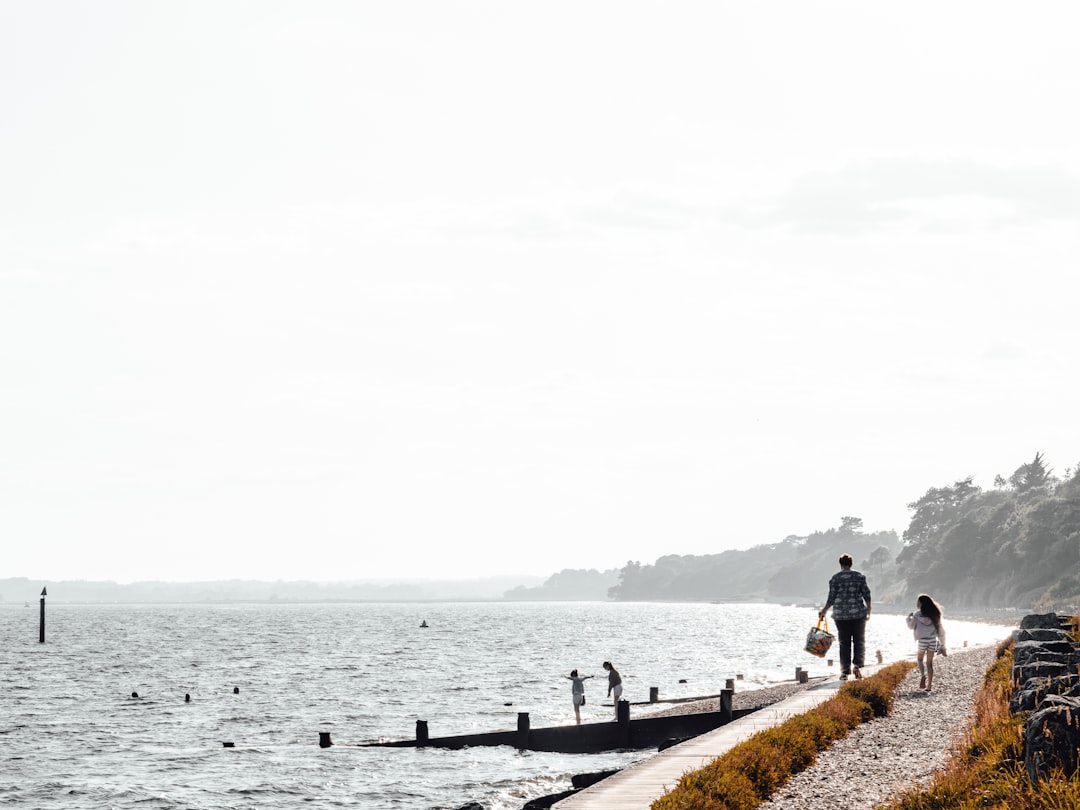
[804,617,834,658]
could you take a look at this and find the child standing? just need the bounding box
[565,669,593,724]
[907,594,947,691]
[603,661,622,718]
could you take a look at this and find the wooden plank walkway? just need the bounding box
[553,667,880,809]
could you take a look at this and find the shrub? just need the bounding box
[841,676,895,717]
[783,711,846,749]
[816,691,874,727]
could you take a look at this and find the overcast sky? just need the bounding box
[2,2,1079,584]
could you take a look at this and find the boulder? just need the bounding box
[1013,639,1079,666]
[1025,695,1080,782]
[571,770,618,789]
[1016,628,1074,644]
[1013,661,1074,687]
[522,789,577,809]
[1021,613,1064,630]
[1011,674,1080,713]
[659,736,691,751]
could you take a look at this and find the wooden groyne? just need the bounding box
[360,692,737,754]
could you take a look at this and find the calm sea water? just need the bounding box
[0,601,1009,809]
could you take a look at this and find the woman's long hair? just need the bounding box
[917,594,943,632]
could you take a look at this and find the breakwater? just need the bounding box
[359,692,736,753]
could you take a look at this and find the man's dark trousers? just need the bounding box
[835,618,866,676]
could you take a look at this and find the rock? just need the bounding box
[1012,660,1073,686]
[571,770,618,789]
[1017,651,1080,672]
[659,736,691,751]
[1012,639,1078,665]
[522,789,577,809]
[1016,628,1074,643]
[1021,613,1063,630]
[454,804,484,810]
[1025,695,1080,782]
[1010,674,1080,713]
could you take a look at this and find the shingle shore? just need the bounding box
[616,645,998,810]
[759,644,998,810]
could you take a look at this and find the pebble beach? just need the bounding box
[620,644,998,810]
[760,644,997,810]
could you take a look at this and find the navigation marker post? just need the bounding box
[39,587,46,643]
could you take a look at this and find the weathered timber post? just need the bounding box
[416,720,429,746]
[725,678,735,691]
[827,659,834,667]
[319,732,333,748]
[516,712,530,749]
[719,689,733,723]
[649,686,659,703]
[798,669,809,684]
[876,650,883,664]
[39,587,46,643]
[795,666,803,681]
[617,699,630,745]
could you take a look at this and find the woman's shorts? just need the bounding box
[573,694,584,707]
[917,638,939,652]
[612,684,623,701]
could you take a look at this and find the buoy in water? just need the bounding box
[420,620,429,628]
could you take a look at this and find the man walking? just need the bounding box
[819,553,871,680]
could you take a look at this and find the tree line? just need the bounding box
[898,452,1080,608]
[513,453,1080,610]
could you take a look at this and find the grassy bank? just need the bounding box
[877,635,1080,809]
[651,662,915,810]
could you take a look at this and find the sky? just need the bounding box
[2,2,1079,585]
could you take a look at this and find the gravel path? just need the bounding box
[758,644,998,810]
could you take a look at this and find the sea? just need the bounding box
[0,601,1011,810]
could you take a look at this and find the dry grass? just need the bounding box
[875,632,1080,810]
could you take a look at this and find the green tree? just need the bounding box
[899,476,980,561]
[840,516,864,534]
[1008,451,1054,494]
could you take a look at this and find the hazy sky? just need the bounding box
[3,2,1079,584]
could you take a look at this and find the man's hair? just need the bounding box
[838,554,853,568]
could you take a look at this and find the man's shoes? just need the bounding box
[839,674,849,681]
[853,667,862,680]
